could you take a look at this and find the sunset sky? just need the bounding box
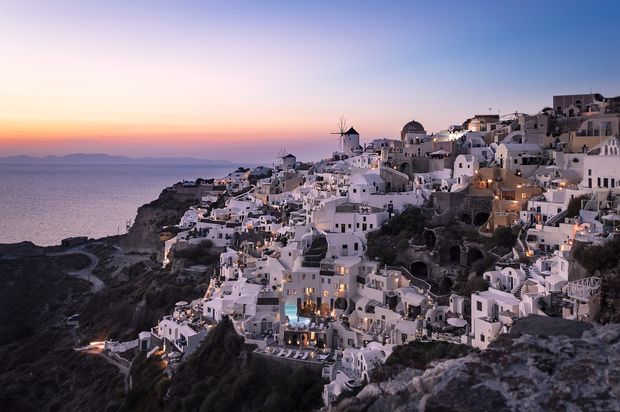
[1,1,619,162]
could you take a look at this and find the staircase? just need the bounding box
[544,209,568,227]
[512,269,532,299]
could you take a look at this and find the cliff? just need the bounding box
[333,316,619,412]
[121,185,204,258]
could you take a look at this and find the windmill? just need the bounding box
[275,147,287,168]
[331,115,348,151]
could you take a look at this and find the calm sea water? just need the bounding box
[0,164,233,246]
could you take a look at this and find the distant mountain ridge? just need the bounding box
[0,153,237,166]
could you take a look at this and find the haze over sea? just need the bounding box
[0,163,234,246]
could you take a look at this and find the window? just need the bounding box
[354,243,359,251]
[480,334,485,342]
[588,169,592,176]
[476,301,482,311]
[348,224,352,228]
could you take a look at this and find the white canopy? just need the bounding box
[447,318,468,328]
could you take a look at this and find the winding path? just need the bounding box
[74,343,131,392]
[48,247,105,293]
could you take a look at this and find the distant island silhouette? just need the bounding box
[0,153,237,166]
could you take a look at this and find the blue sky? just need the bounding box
[1,0,619,161]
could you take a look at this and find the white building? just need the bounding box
[581,136,620,192]
[470,288,520,349]
[495,142,544,177]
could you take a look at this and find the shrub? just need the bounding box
[490,226,518,249]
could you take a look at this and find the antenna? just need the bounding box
[331,115,348,150]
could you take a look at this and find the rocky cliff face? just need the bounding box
[333,316,619,412]
[121,186,201,258]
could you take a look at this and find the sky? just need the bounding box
[1,0,619,162]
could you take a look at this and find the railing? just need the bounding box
[543,209,568,228]
[385,265,451,305]
[562,276,602,301]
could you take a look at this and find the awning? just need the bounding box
[447,318,468,328]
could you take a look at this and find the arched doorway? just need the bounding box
[438,277,454,295]
[400,162,410,174]
[334,297,347,311]
[424,229,436,248]
[410,261,429,279]
[467,248,484,265]
[474,212,490,226]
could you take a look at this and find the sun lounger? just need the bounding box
[276,348,285,356]
[292,350,299,358]
[301,352,309,360]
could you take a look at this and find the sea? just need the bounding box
[0,163,235,246]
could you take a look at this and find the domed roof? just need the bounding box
[402,120,425,134]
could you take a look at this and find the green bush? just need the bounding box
[573,237,620,273]
[490,226,518,249]
[382,206,428,236]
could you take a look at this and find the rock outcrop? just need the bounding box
[333,316,619,412]
[121,185,202,258]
